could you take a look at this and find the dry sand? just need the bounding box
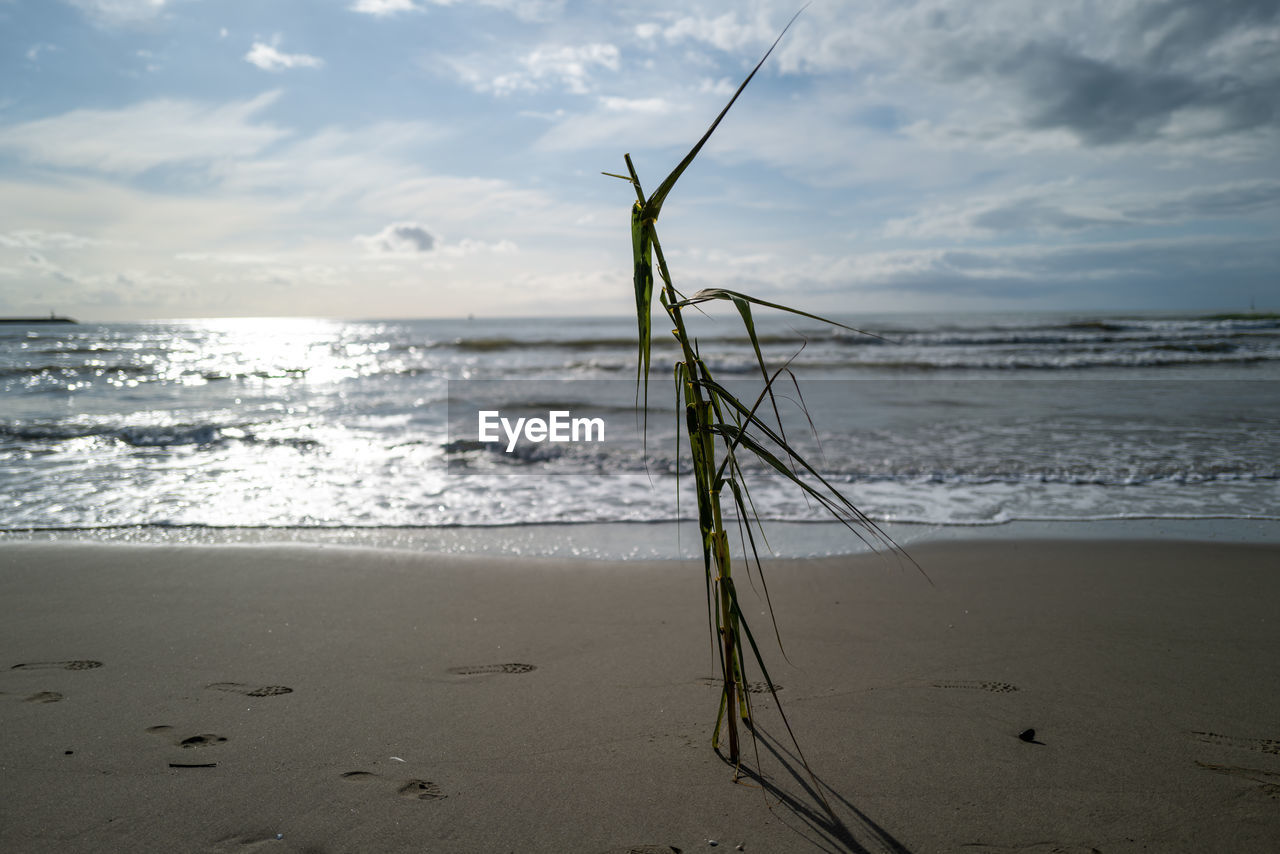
[1,539,1278,853]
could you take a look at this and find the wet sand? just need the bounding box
[2,539,1278,853]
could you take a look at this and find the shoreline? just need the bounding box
[3,516,1279,559]
[3,538,1279,852]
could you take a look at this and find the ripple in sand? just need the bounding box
[1192,730,1280,755]
[11,660,103,671]
[931,680,1018,693]
[206,682,293,697]
[446,663,536,675]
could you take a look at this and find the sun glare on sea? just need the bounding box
[172,317,363,386]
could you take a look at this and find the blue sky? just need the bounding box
[0,0,1277,320]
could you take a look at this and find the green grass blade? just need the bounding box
[630,202,654,413]
[724,475,792,663]
[674,288,891,343]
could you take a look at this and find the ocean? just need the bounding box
[2,311,1278,557]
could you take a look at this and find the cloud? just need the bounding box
[886,180,1280,240]
[985,41,1278,149]
[795,236,1280,306]
[245,41,325,72]
[23,251,79,285]
[439,238,518,258]
[958,2,1278,150]
[761,0,1280,156]
[449,43,619,96]
[350,0,565,22]
[1123,180,1280,221]
[597,96,669,114]
[0,91,286,175]
[25,43,58,63]
[350,0,420,15]
[62,0,172,26]
[357,222,438,254]
[885,190,1123,240]
[1002,46,1202,146]
[0,230,114,250]
[354,222,518,257]
[653,10,780,53]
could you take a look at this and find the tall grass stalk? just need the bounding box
[606,7,909,776]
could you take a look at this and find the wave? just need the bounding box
[4,510,1278,538]
[556,348,1278,374]
[0,421,320,450]
[0,366,312,387]
[825,470,1280,486]
[0,364,154,379]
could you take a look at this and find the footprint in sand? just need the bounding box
[10,660,103,671]
[206,832,284,851]
[206,682,293,697]
[341,771,448,801]
[23,691,64,703]
[932,680,1019,694]
[1197,761,1280,799]
[1191,731,1280,756]
[446,663,536,676]
[147,725,228,749]
[397,779,447,801]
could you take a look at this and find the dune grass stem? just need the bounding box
[607,6,910,775]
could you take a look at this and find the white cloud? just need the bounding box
[657,10,779,53]
[216,121,447,210]
[440,238,517,257]
[26,43,58,63]
[534,100,695,153]
[697,77,735,96]
[598,96,669,114]
[0,230,114,250]
[350,0,565,22]
[0,92,287,175]
[350,0,420,16]
[450,43,619,96]
[245,41,325,72]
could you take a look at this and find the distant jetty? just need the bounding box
[0,314,78,324]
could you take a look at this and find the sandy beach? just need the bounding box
[2,538,1278,853]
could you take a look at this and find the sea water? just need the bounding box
[2,312,1278,556]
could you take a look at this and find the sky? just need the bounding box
[0,0,1277,320]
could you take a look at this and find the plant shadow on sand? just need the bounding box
[727,721,913,854]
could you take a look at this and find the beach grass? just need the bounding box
[605,6,911,778]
